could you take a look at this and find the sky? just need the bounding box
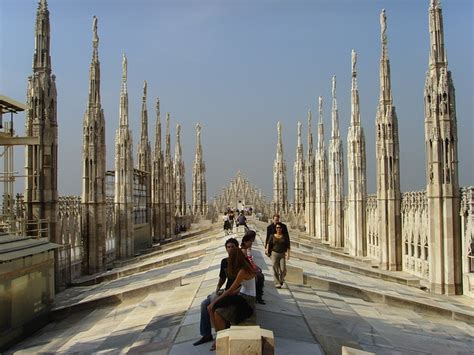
[0,0,473,203]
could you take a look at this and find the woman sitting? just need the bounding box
[241,231,265,304]
[208,247,256,351]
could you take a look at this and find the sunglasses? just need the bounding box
[276,226,282,229]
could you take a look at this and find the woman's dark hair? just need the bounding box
[225,237,239,248]
[240,230,256,247]
[227,247,255,279]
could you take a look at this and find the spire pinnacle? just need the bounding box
[154,97,162,153]
[318,96,324,150]
[428,0,447,67]
[175,124,182,161]
[379,9,392,104]
[121,53,127,94]
[307,110,313,155]
[165,113,171,158]
[140,80,148,140]
[331,75,339,138]
[92,16,99,58]
[33,0,51,72]
[351,50,361,125]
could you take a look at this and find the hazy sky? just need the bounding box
[1,0,472,203]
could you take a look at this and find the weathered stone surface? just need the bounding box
[216,326,274,355]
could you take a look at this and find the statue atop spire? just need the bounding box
[351,49,357,77]
[121,53,127,93]
[92,16,99,52]
[380,9,387,44]
[331,75,339,138]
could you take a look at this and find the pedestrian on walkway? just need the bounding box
[193,237,238,346]
[267,223,290,288]
[241,231,265,304]
[265,214,289,250]
[208,248,257,351]
[223,212,231,235]
[237,211,248,232]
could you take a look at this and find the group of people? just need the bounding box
[223,210,249,234]
[194,214,291,350]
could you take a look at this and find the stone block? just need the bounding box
[341,346,375,355]
[286,265,304,284]
[216,325,274,355]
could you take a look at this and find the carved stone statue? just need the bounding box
[176,123,181,137]
[380,9,387,43]
[319,96,323,116]
[297,121,302,139]
[122,53,127,77]
[351,49,357,74]
[332,75,336,98]
[277,121,282,140]
[196,123,201,138]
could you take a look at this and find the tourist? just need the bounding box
[223,212,231,235]
[265,214,289,249]
[241,231,265,304]
[207,247,257,351]
[237,211,248,232]
[228,210,235,232]
[266,223,290,288]
[193,237,239,346]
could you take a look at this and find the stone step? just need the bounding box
[253,222,421,290]
[52,274,183,319]
[290,249,420,288]
[286,259,474,325]
[71,226,222,286]
[56,289,174,354]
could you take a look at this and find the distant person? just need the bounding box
[208,247,257,351]
[228,210,235,232]
[241,231,265,304]
[223,212,231,235]
[266,223,290,288]
[237,211,248,231]
[193,238,239,346]
[265,214,289,250]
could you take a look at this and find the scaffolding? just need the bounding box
[0,94,40,236]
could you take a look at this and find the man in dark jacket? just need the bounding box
[265,214,289,250]
[193,237,239,346]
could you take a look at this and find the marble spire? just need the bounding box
[25,0,58,243]
[174,124,186,216]
[151,98,165,240]
[328,76,344,248]
[315,97,328,241]
[375,9,402,271]
[137,81,151,173]
[424,0,461,294]
[163,113,175,235]
[114,53,134,258]
[305,110,316,236]
[293,121,305,214]
[82,15,106,273]
[347,49,367,257]
[192,123,207,215]
[272,121,288,214]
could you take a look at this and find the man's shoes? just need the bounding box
[193,335,213,346]
[275,284,281,289]
[256,298,266,305]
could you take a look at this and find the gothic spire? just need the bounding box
[276,121,284,161]
[154,98,162,154]
[296,121,303,159]
[195,122,202,158]
[307,110,313,156]
[331,75,340,139]
[318,96,325,151]
[140,81,148,140]
[87,16,101,109]
[119,53,129,126]
[33,0,51,72]
[175,124,182,162]
[351,49,361,126]
[165,113,171,159]
[379,9,393,104]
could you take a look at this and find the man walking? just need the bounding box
[193,238,239,346]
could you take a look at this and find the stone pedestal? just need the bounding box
[216,325,274,355]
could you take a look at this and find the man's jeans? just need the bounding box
[200,292,220,337]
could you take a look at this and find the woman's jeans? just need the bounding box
[271,251,286,285]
